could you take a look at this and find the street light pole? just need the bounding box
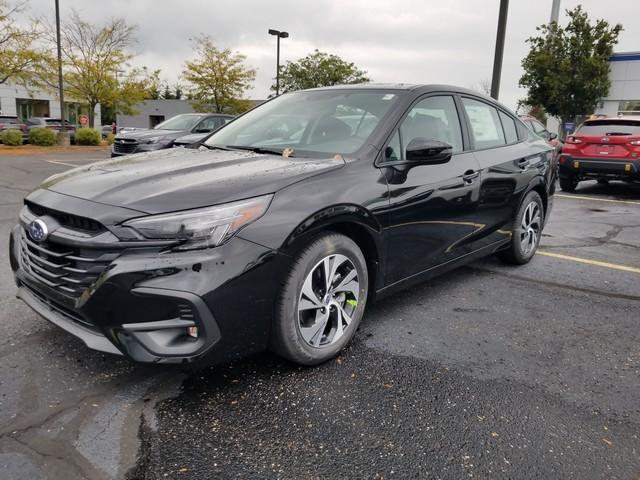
[268,29,289,96]
[54,0,67,142]
[550,0,561,24]
[490,0,509,100]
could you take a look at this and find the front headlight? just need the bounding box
[123,194,273,250]
[142,136,164,144]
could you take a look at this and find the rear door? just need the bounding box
[381,94,482,285]
[460,96,544,251]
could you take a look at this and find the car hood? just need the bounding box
[115,129,187,141]
[40,148,344,214]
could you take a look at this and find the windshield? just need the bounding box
[154,114,203,131]
[577,120,640,136]
[204,90,400,155]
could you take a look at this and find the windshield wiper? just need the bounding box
[198,143,234,151]
[226,145,294,157]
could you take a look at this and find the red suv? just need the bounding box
[558,117,640,192]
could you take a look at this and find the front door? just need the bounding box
[381,95,482,285]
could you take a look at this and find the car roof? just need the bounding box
[585,115,640,122]
[305,83,492,96]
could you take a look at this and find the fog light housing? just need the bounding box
[573,161,580,169]
[187,326,199,338]
[624,164,632,172]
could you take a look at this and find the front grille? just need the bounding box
[19,229,120,297]
[22,282,98,332]
[25,200,105,233]
[113,138,138,154]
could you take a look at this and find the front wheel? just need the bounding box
[498,191,544,265]
[271,233,368,365]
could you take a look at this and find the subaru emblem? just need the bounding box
[28,218,49,242]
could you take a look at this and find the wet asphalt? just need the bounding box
[0,151,638,479]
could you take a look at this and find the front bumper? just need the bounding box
[10,224,287,365]
[558,155,640,180]
[111,142,169,157]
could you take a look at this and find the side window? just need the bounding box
[384,130,401,162]
[399,95,463,156]
[196,117,218,132]
[498,111,519,144]
[462,98,506,149]
[531,119,546,134]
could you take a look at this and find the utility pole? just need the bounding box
[54,0,68,144]
[490,0,509,100]
[550,0,561,24]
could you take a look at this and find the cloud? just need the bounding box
[23,0,639,110]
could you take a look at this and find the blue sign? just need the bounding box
[564,122,575,132]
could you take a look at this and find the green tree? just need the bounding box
[0,1,47,86]
[46,11,158,127]
[182,36,256,114]
[274,50,370,94]
[519,5,622,133]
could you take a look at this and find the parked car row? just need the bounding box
[0,116,79,144]
[0,115,28,143]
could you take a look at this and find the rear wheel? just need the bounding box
[559,176,578,192]
[498,191,544,265]
[271,233,368,365]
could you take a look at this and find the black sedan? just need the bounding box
[10,84,555,367]
[111,113,232,156]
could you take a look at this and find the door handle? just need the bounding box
[462,170,480,184]
[517,158,529,169]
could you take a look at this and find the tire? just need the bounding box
[498,191,544,265]
[559,176,578,192]
[270,233,368,366]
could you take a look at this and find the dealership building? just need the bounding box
[595,51,640,117]
[0,82,101,125]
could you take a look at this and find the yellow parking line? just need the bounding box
[538,250,640,274]
[556,194,640,206]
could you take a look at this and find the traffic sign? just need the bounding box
[79,114,89,126]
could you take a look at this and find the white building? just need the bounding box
[595,51,640,117]
[0,82,101,125]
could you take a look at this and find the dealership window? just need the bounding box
[618,100,640,116]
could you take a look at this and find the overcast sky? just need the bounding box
[24,0,640,111]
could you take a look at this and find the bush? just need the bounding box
[75,127,101,145]
[0,129,23,146]
[29,127,57,146]
[106,133,115,145]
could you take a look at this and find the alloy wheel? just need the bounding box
[520,201,541,256]
[297,254,360,348]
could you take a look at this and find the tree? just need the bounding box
[182,36,256,114]
[47,11,158,126]
[0,1,46,86]
[274,50,370,94]
[519,5,622,133]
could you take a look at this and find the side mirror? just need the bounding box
[548,132,558,140]
[406,138,453,164]
[194,128,211,134]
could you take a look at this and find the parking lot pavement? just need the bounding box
[0,152,639,479]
